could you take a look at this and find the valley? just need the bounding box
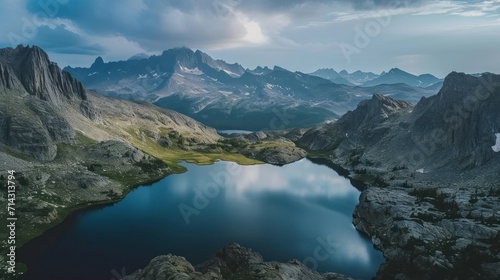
[0,44,498,280]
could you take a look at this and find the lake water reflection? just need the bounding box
[19,159,383,280]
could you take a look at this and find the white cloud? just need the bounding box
[243,21,267,44]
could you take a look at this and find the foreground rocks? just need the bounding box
[124,243,352,280]
[354,187,500,280]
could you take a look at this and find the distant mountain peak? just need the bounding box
[92,56,104,67]
[363,68,441,87]
[370,93,414,111]
[273,66,288,72]
[127,53,149,61]
[388,67,404,74]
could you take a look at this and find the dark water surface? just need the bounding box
[19,159,383,280]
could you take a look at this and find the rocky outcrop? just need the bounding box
[0,62,24,91]
[338,94,414,132]
[299,94,413,151]
[0,110,58,161]
[255,146,306,165]
[353,187,500,280]
[412,72,500,167]
[88,140,148,164]
[123,243,353,280]
[0,45,86,104]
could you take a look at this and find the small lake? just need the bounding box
[19,159,383,280]
[217,129,254,135]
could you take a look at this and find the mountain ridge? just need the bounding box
[310,67,442,88]
[64,47,439,130]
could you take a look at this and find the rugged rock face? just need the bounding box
[123,243,353,280]
[337,94,414,132]
[412,72,500,167]
[0,45,87,161]
[0,94,74,161]
[0,45,86,104]
[353,188,500,280]
[299,94,413,150]
[0,113,55,161]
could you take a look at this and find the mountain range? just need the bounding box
[64,48,439,130]
[310,68,443,88]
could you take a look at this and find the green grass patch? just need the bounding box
[128,134,262,173]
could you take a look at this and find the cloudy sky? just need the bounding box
[1,0,499,77]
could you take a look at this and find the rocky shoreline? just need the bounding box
[123,243,353,280]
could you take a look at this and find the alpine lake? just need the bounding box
[19,159,384,280]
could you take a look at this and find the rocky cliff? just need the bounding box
[0,45,85,104]
[0,45,91,161]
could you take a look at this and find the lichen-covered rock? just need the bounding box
[89,140,147,164]
[353,187,500,280]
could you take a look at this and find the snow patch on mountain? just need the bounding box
[180,66,203,75]
[223,69,240,77]
[219,90,232,96]
[492,133,500,152]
